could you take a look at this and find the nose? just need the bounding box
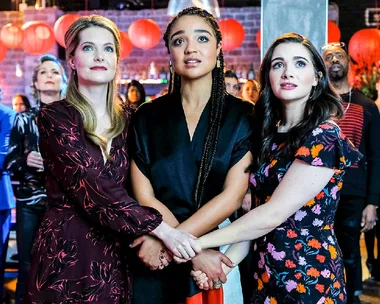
[331,55,339,64]
[184,40,197,54]
[281,65,294,79]
[94,50,105,62]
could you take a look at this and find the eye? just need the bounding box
[82,45,93,51]
[39,70,46,74]
[337,54,344,59]
[272,61,284,69]
[105,46,114,52]
[325,54,332,61]
[172,37,184,46]
[53,70,60,75]
[198,35,209,43]
[295,60,306,68]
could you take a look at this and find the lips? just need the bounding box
[90,66,107,70]
[280,82,297,90]
[184,58,201,67]
[331,64,342,72]
[45,81,54,84]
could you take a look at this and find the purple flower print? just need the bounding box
[285,280,297,292]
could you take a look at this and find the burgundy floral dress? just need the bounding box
[249,122,362,304]
[25,100,163,304]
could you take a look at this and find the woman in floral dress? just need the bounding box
[189,33,362,303]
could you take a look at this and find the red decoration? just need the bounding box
[256,29,261,49]
[54,14,81,48]
[219,19,245,51]
[0,23,24,49]
[21,21,55,55]
[0,40,7,62]
[327,21,341,43]
[120,32,133,59]
[348,28,380,67]
[128,19,161,50]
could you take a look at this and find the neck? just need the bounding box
[330,78,351,95]
[78,83,109,116]
[278,101,305,131]
[40,91,61,105]
[180,74,213,108]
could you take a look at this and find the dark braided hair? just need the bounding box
[256,32,343,164]
[163,7,226,209]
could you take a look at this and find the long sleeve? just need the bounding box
[0,105,16,170]
[38,101,162,236]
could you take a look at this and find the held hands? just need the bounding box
[151,222,201,261]
[130,235,172,270]
[27,151,44,171]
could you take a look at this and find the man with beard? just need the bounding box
[322,43,380,304]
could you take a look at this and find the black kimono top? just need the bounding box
[130,93,253,223]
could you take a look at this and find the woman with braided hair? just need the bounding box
[129,7,254,304]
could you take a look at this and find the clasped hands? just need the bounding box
[130,233,234,290]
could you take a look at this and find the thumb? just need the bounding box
[130,236,145,248]
[361,211,366,227]
[221,254,235,268]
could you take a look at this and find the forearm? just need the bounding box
[138,197,180,227]
[223,241,251,275]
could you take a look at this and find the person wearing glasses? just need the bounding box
[322,42,380,304]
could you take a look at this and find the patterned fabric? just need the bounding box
[249,122,362,304]
[25,100,163,304]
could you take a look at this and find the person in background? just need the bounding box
[24,15,199,304]
[240,79,260,104]
[190,32,361,304]
[0,97,16,303]
[12,94,31,113]
[125,79,146,108]
[129,7,253,304]
[4,54,68,304]
[224,69,240,97]
[322,42,380,304]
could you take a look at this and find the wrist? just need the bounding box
[151,222,169,239]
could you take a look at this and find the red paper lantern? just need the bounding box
[327,21,341,43]
[128,19,161,50]
[348,28,380,67]
[0,23,24,49]
[256,29,261,49]
[120,32,133,59]
[21,21,55,55]
[219,19,245,51]
[54,14,81,48]
[0,40,7,62]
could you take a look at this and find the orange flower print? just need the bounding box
[337,181,343,190]
[270,159,278,168]
[316,254,326,263]
[316,191,325,200]
[294,243,303,250]
[324,298,334,304]
[315,284,325,293]
[285,260,296,268]
[340,156,346,166]
[308,239,322,249]
[294,272,302,280]
[296,146,310,157]
[339,293,344,300]
[330,274,335,280]
[296,283,306,293]
[268,297,277,304]
[261,271,269,283]
[328,245,338,259]
[306,267,320,278]
[257,278,264,291]
[305,199,316,207]
[287,229,298,238]
[311,144,324,158]
[330,177,335,183]
[333,281,341,289]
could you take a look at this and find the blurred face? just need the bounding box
[322,46,349,82]
[69,27,117,87]
[128,85,141,103]
[269,42,317,105]
[225,77,239,96]
[34,60,65,93]
[12,96,26,113]
[168,15,221,81]
[241,81,259,102]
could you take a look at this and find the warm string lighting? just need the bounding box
[15,63,23,77]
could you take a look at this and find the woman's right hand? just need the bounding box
[151,222,201,260]
[26,151,44,170]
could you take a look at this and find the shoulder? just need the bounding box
[0,104,16,120]
[352,89,377,110]
[134,94,172,119]
[225,94,254,114]
[40,99,80,122]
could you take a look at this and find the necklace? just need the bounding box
[344,88,352,114]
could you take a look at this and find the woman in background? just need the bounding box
[241,79,260,105]
[125,79,146,108]
[12,94,31,113]
[5,54,67,304]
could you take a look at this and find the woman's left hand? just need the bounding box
[191,270,210,290]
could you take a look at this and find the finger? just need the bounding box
[161,257,170,267]
[183,243,196,258]
[208,278,213,289]
[221,254,234,268]
[191,270,203,277]
[189,238,202,253]
[361,213,367,228]
[178,246,190,260]
[173,256,187,264]
[130,236,145,248]
[203,281,210,290]
[219,272,227,283]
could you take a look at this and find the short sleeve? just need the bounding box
[295,122,363,170]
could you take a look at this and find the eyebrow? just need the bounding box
[271,56,309,63]
[80,41,115,46]
[170,29,213,40]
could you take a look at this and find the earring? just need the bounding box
[169,60,173,74]
[216,58,221,68]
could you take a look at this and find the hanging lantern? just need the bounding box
[256,29,261,49]
[54,14,81,48]
[219,19,245,51]
[21,21,55,55]
[348,28,380,67]
[0,23,24,49]
[327,20,341,43]
[128,19,161,50]
[120,32,133,59]
[0,40,6,62]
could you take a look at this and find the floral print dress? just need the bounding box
[249,122,362,304]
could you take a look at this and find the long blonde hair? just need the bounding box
[65,15,125,158]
